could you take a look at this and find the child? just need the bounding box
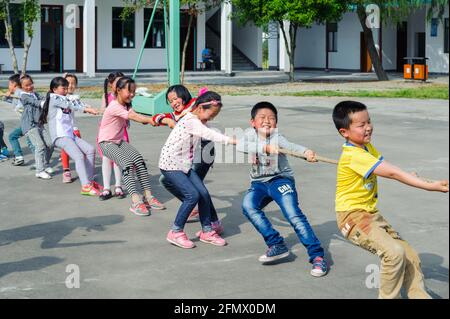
[98,76,164,215]
[332,101,448,298]
[59,73,85,183]
[156,85,219,224]
[237,102,328,277]
[39,76,102,195]
[98,71,127,200]
[3,74,35,166]
[19,74,54,180]
[0,121,7,162]
[160,91,236,249]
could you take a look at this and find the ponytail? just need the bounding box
[40,76,69,125]
[104,71,125,108]
[39,91,51,125]
[104,78,110,108]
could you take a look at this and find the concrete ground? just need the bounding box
[0,95,448,299]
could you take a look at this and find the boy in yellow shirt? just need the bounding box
[332,101,448,299]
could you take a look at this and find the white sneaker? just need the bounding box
[36,171,52,180]
[45,167,55,174]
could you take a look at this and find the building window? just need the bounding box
[144,8,165,48]
[445,18,449,54]
[112,7,135,48]
[0,4,25,48]
[327,22,338,52]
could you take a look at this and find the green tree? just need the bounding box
[122,0,222,84]
[231,0,349,82]
[355,0,448,81]
[0,0,40,74]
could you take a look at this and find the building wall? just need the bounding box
[232,23,262,67]
[426,5,449,73]
[96,0,166,71]
[381,23,397,71]
[296,24,326,69]
[0,0,84,72]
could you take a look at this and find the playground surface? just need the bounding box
[0,95,448,299]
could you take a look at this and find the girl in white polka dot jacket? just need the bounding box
[159,91,237,249]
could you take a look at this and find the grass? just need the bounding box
[279,85,449,100]
[1,83,447,100]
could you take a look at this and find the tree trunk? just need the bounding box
[3,4,19,74]
[357,5,389,81]
[21,26,33,75]
[180,12,194,85]
[279,20,296,82]
[289,23,298,83]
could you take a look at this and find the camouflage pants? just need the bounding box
[337,210,431,299]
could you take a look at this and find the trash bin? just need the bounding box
[403,57,429,82]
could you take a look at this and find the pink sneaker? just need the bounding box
[130,202,150,216]
[212,221,224,235]
[166,230,195,249]
[197,222,224,237]
[144,196,166,210]
[62,171,73,183]
[198,230,227,246]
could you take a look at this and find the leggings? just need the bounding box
[55,136,96,186]
[61,129,82,171]
[102,156,122,190]
[98,141,151,196]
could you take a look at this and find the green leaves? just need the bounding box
[232,0,349,27]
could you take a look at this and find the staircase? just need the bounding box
[205,23,258,71]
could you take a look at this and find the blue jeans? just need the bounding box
[160,142,218,222]
[242,177,324,263]
[161,169,213,232]
[8,127,35,157]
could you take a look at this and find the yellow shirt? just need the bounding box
[335,142,384,213]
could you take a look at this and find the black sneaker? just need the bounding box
[11,157,25,166]
[99,190,113,201]
[258,244,290,263]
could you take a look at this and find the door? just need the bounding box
[360,32,372,72]
[76,7,97,73]
[180,12,196,71]
[41,5,63,72]
[396,22,407,72]
[415,32,426,58]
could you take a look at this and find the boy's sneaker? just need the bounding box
[62,171,73,183]
[1,147,9,157]
[36,171,52,180]
[258,244,290,263]
[310,257,328,277]
[12,157,25,166]
[81,182,101,196]
[0,154,8,162]
[166,230,195,249]
[198,230,227,246]
[45,167,55,175]
[144,196,166,210]
[129,201,150,216]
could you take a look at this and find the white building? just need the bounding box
[0,1,448,75]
